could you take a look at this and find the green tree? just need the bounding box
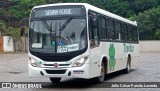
[0,8,9,21]
[45,0,64,3]
[114,1,133,17]
[137,7,160,40]
[0,0,159,40]
[131,0,158,14]
[6,27,21,40]
[9,0,46,20]
[0,21,6,33]
[154,29,160,39]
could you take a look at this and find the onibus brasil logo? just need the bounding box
[109,43,116,71]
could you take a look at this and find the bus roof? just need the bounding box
[33,3,137,26]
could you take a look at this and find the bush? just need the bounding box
[6,27,21,40]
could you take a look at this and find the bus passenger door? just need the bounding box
[88,12,99,48]
[88,11,101,78]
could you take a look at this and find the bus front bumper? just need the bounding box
[28,63,90,79]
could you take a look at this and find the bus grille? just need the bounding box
[44,64,70,66]
[45,70,66,74]
[39,55,74,61]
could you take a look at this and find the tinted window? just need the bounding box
[121,23,128,41]
[133,27,138,42]
[114,21,121,40]
[107,18,114,40]
[128,25,133,41]
[98,16,107,39]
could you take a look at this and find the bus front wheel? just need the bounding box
[50,78,61,84]
[94,61,106,83]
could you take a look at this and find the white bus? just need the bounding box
[28,3,139,83]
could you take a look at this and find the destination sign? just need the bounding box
[34,7,84,17]
[45,9,72,15]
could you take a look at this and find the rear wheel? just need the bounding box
[94,61,106,83]
[124,57,131,73]
[50,78,61,84]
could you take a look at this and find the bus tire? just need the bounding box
[50,78,61,84]
[94,61,106,83]
[124,57,131,73]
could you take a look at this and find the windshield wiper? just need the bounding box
[42,18,56,38]
[42,18,50,31]
[59,17,72,31]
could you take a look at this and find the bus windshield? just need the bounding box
[30,18,87,53]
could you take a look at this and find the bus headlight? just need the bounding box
[73,56,89,67]
[29,57,41,67]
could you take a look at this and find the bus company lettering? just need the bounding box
[45,9,72,16]
[124,44,134,53]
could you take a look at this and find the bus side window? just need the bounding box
[88,12,99,48]
[114,21,121,41]
[134,27,138,42]
[107,18,114,40]
[128,25,134,42]
[98,16,107,40]
[121,23,128,41]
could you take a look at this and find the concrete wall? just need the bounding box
[15,37,28,52]
[3,36,14,52]
[2,36,28,52]
[139,41,160,52]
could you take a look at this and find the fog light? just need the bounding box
[68,71,71,76]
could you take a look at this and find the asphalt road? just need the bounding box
[0,52,160,91]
